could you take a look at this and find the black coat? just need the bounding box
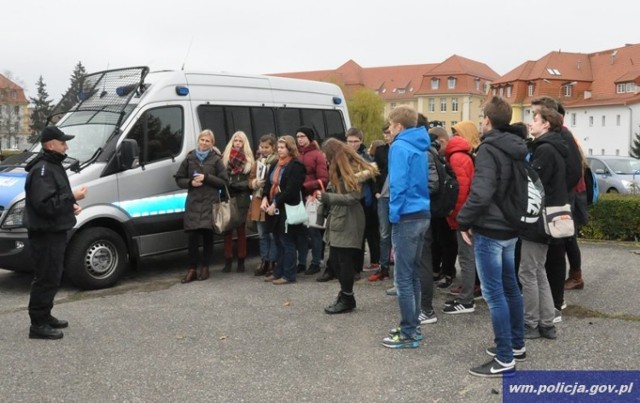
[263,159,306,234]
[175,149,228,231]
[24,150,77,232]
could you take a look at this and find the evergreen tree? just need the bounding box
[55,61,87,114]
[630,125,640,159]
[29,75,53,142]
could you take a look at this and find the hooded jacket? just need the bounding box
[24,150,77,232]
[457,129,528,239]
[388,126,431,224]
[297,141,328,197]
[444,136,474,230]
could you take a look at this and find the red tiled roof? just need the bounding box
[0,74,28,103]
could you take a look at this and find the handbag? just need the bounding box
[542,203,575,238]
[306,180,326,229]
[284,191,309,232]
[212,185,241,234]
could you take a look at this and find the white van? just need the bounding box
[0,66,350,289]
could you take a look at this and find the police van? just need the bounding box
[0,66,349,289]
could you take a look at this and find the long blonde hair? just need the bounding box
[322,138,378,193]
[222,131,255,174]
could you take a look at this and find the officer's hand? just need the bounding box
[74,186,87,201]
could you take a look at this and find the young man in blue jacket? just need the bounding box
[381,105,431,349]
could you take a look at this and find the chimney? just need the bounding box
[577,60,581,70]
[610,50,618,65]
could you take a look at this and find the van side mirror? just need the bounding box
[119,139,139,170]
[594,168,605,174]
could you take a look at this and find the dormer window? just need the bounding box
[447,77,457,89]
[431,78,440,90]
[397,88,406,95]
[528,83,535,96]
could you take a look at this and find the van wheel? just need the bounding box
[66,227,127,290]
[606,188,619,194]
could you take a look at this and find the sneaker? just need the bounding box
[443,300,475,314]
[524,324,541,339]
[418,310,438,324]
[436,276,453,289]
[368,267,389,282]
[539,325,557,340]
[381,333,419,349]
[448,286,462,296]
[385,286,397,296]
[561,301,567,310]
[363,263,380,272]
[469,358,515,378]
[553,308,562,324]
[389,326,423,341]
[304,264,320,275]
[486,346,527,362]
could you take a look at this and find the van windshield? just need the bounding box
[605,158,640,175]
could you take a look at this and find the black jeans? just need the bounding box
[545,241,567,310]
[431,217,458,278]
[419,221,434,312]
[330,246,360,294]
[356,200,380,272]
[28,231,67,325]
[187,229,214,268]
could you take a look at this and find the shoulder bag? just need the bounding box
[542,204,575,238]
[284,191,309,232]
[212,185,241,234]
[306,180,326,229]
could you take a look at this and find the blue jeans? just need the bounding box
[474,234,524,363]
[257,221,278,262]
[377,197,392,268]
[274,226,299,282]
[392,217,430,339]
[296,226,323,267]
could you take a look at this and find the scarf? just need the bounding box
[269,156,292,201]
[228,148,247,175]
[195,148,210,162]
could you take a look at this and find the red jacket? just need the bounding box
[445,136,474,229]
[297,142,328,196]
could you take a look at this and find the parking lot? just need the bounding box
[1,241,639,402]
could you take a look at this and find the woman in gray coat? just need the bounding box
[175,130,228,282]
[320,138,378,314]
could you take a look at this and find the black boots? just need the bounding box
[324,292,356,314]
[198,266,210,281]
[316,269,335,282]
[255,260,268,276]
[29,324,63,340]
[182,267,197,283]
[222,258,233,273]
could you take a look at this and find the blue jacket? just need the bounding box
[388,126,431,223]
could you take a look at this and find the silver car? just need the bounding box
[586,156,640,194]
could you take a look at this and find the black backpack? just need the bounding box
[559,128,583,190]
[428,147,459,218]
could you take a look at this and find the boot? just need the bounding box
[181,268,197,283]
[254,260,268,276]
[316,267,335,282]
[222,258,233,273]
[237,258,245,273]
[564,271,584,290]
[197,266,210,281]
[266,261,276,277]
[324,291,356,314]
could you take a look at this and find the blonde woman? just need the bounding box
[221,131,255,272]
[320,138,377,313]
[175,130,228,282]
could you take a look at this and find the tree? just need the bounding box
[630,124,640,159]
[346,88,385,146]
[29,76,53,142]
[55,61,87,114]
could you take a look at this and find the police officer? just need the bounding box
[25,126,87,340]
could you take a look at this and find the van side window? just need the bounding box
[127,106,183,164]
[252,108,276,142]
[325,110,346,140]
[301,109,326,140]
[277,109,302,136]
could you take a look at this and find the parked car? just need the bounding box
[586,156,640,194]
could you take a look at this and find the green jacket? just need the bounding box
[321,181,365,249]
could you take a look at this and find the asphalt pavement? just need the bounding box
[1,240,639,402]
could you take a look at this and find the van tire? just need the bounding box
[65,227,127,290]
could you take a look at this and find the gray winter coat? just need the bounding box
[175,149,228,230]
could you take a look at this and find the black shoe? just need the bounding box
[237,258,245,273]
[29,324,63,340]
[297,264,306,273]
[316,270,335,282]
[324,292,356,314]
[539,325,557,339]
[305,264,321,275]
[469,358,515,378]
[46,315,69,329]
[222,258,232,273]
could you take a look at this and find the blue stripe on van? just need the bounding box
[113,193,187,217]
[0,172,27,208]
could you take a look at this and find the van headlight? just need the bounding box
[2,199,25,229]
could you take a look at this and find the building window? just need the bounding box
[492,88,497,96]
[452,97,458,112]
[589,116,593,127]
[616,83,626,93]
[390,102,397,109]
[431,79,439,89]
[528,84,534,96]
[440,98,447,112]
[475,80,481,91]
[451,121,458,127]
[563,85,573,97]
[626,82,635,92]
[506,86,512,98]
[571,113,577,126]
[397,88,405,94]
[448,77,456,89]
[616,114,621,126]
[616,149,620,156]
[428,98,435,113]
[601,115,606,126]
[499,87,504,96]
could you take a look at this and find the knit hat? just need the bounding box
[296,126,315,142]
[40,126,74,143]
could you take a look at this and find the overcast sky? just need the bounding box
[3,0,638,103]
